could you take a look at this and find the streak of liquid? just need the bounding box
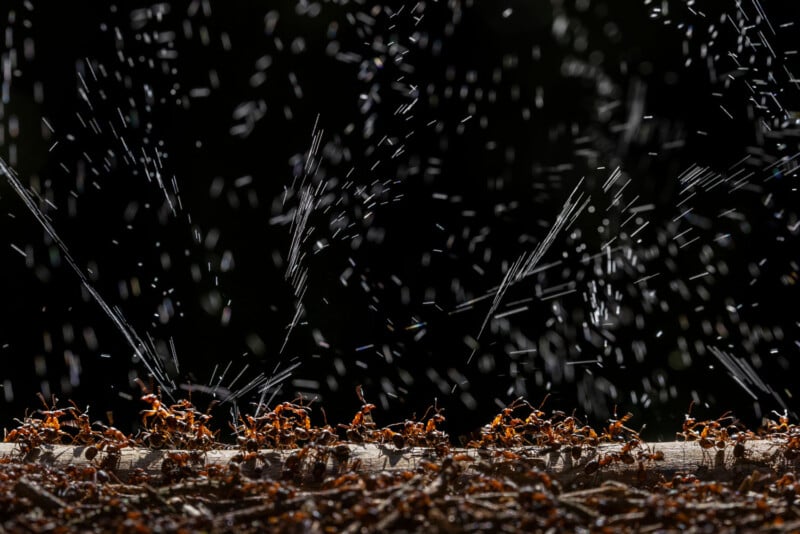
[0,155,176,397]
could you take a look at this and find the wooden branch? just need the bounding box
[0,440,794,485]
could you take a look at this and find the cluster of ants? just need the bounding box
[1,386,453,481]
[466,396,605,450]
[4,393,130,469]
[674,402,800,467]
[675,403,754,463]
[138,394,218,450]
[3,392,799,533]
[335,386,449,451]
[4,390,799,476]
[232,386,448,451]
[464,397,666,477]
[3,391,225,453]
[760,409,800,463]
[230,386,450,482]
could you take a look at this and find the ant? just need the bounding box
[282,447,311,480]
[583,437,644,475]
[281,444,332,482]
[61,401,98,446]
[34,393,78,443]
[419,401,449,452]
[4,417,44,454]
[338,385,377,443]
[140,391,171,428]
[600,407,636,443]
[162,450,205,482]
[762,410,792,434]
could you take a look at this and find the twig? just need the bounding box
[14,477,66,511]
[0,440,793,485]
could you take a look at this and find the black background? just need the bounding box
[1,1,799,441]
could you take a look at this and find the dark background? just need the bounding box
[1,1,799,441]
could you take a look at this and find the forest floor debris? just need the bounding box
[2,393,799,532]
